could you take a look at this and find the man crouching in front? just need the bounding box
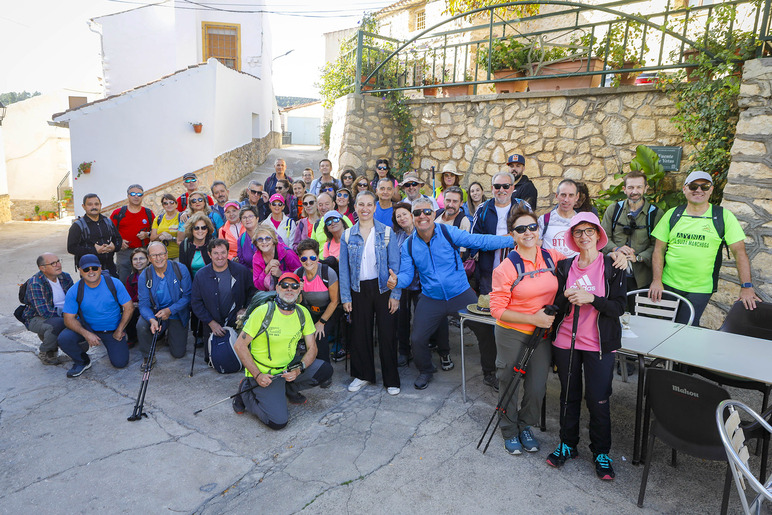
[232,272,333,429]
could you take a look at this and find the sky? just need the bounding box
[0,0,394,98]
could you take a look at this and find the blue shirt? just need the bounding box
[137,263,193,325]
[375,203,394,227]
[63,276,131,331]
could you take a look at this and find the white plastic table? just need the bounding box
[458,309,496,402]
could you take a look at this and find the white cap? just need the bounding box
[684,170,713,185]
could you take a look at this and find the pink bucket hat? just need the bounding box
[565,211,609,252]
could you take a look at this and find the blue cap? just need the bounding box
[324,210,343,222]
[79,254,101,269]
[507,154,525,165]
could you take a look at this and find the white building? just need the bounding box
[280,101,323,146]
[54,0,280,215]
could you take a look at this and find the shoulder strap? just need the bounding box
[143,268,157,311]
[645,204,658,238]
[437,223,461,271]
[453,212,465,228]
[507,248,557,290]
[384,225,391,247]
[668,204,687,231]
[115,206,128,227]
[144,207,153,224]
[320,263,329,287]
[75,217,90,240]
[179,193,188,211]
[76,274,121,321]
[610,201,624,232]
[343,227,351,245]
[156,213,164,225]
[543,211,551,233]
[104,274,120,306]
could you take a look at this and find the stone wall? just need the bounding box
[10,199,58,220]
[101,131,280,215]
[0,194,11,223]
[702,58,772,327]
[331,86,687,211]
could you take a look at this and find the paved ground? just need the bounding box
[0,147,765,514]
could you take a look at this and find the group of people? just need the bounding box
[18,153,760,481]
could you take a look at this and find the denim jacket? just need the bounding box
[339,220,401,303]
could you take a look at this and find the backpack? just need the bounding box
[474,198,528,230]
[142,262,184,311]
[407,223,461,271]
[610,201,659,238]
[294,263,331,316]
[113,206,153,230]
[76,272,122,324]
[667,204,728,293]
[235,291,307,373]
[435,209,466,229]
[13,280,30,325]
[73,215,115,242]
[207,327,242,374]
[506,248,557,291]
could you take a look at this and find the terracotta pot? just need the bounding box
[619,61,642,85]
[492,69,528,93]
[423,87,439,97]
[82,165,91,174]
[527,58,604,91]
[24,217,31,222]
[443,84,474,97]
[193,123,203,134]
[32,216,40,221]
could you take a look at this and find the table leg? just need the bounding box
[633,353,645,465]
[460,318,467,402]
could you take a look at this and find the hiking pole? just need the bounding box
[478,305,557,453]
[193,365,302,415]
[128,321,164,421]
[561,305,581,422]
[189,333,199,377]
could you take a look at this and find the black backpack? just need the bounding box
[506,248,557,291]
[13,280,31,325]
[294,264,331,317]
[73,215,116,242]
[667,204,728,293]
[609,201,660,237]
[113,206,153,229]
[435,209,466,229]
[76,272,122,324]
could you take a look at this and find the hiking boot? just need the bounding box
[318,377,333,389]
[397,354,410,367]
[38,351,60,366]
[520,426,540,452]
[504,436,523,455]
[546,442,578,468]
[140,356,157,372]
[594,453,615,480]
[483,372,499,391]
[414,372,432,390]
[232,379,246,414]
[66,357,92,378]
[440,354,454,371]
[286,385,307,405]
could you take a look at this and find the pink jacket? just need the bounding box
[252,243,302,291]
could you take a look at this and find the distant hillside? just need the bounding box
[277,96,319,108]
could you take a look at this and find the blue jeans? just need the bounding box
[58,328,130,368]
[664,285,712,326]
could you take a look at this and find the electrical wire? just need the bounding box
[104,0,392,17]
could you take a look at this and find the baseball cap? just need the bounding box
[269,193,285,203]
[183,172,197,180]
[323,210,343,223]
[277,272,301,284]
[79,254,101,269]
[684,170,713,185]
[507,154,526,165]
[224,201,241,211]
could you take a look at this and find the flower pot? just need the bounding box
[619,61,642,85]
[24,217,31,222]
[361,75,376,92]
[32,216,40,221]
[423,87,439,97]
[193,123,203,134]
[527,58,604,91]
[82,165,91,174]
[492,69,528,94]
[442,84,474,97]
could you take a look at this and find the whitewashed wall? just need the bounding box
[0,127,8,196]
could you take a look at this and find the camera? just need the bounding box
[622,213,640,236]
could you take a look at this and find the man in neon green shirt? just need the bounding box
[649,171,759,325]
[232,272,333,429]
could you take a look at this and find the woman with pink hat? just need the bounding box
[218,201,246,260]
[545,211,626,482]
[261,193,297,248]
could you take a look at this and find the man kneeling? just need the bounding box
[232,272,333,429]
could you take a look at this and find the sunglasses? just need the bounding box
[275,186,284,191]
[82,266,100,272]
[513,223,539,234]
[255,236,272,243]
[271,201,284,207]
[162,200,176,206]
[190,198,205,204]
[687,182,712,191]
[377,166,388,170]
[184,178,197,183]
[403,182,420,188]
[325,217,342,226]
[412,208,434,217]
[357,183,368,188]
[336,192,349,198]
[278,281,300,290]
[493,183,512,190]
[249,189,262,195]
[193,225,208,231]
[572,227,597,238]
[300,255,318,262]
[303,200,315,207]
[129,192,144,197]
[322,187,335,193]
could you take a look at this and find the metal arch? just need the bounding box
[361,0,718,85]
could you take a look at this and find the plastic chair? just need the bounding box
[638,368,732,514]
[716,400,772,515]
[617,288,695,382]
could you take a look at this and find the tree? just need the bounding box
[0,91,41,105]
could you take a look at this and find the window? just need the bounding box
[202,23,241,70]
[416,10,426,31]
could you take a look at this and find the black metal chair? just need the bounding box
[689,301,772,478]
[638,368,733,514]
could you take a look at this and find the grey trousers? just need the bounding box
[115,248,133,282]
[28,316,65,353]
[495,324,552,439]
[137,318,188,359]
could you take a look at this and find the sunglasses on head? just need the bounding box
[300,255,318,262]
[325,217,342,226]
[82,266,100,273]
[412,208,434,217]
[513,223,539,234]
[193,225,208,231]
[303,200,315,207]
[190,198,205,203]
[184,178,197,183]
[336,192,349,198]
[129,192,143,197]
[278,281,300,290]
[404,182,419,188]
[271,201,284,207]
[687,182,712,191]
[493,183,512,190]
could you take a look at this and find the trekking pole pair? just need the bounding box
[477,305,557,454]
[128,320,166,422]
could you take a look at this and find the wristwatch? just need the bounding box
[636,255,642,262]
[299,361,306,372]
[741,282,753,288]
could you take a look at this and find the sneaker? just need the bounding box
[440,354,454,371]
[504,436,523,455]
[195,337,204,348]
[331,349,347,362]
[318,377,333,389]
[546,442,578,468]
[286,386,307,405]
[38,351,60,366]
[483,372,499,391]
[387,387,400,396]
[232,379,246,414]
[348,378,369,392]
[414,372,432,390]
[140,356,157,372]
[66,359,92,378]
[520,426,540,452]
[397,354,410,367]
[594,453,615,480]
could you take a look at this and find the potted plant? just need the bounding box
[443,71,476,97]
[592,23,648,86]
[76,161,93,178]
[32,205,41,222]
[422,77,440,97]
[477,36,529,93]
[191,122,203,133]
[525,37,605,91]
